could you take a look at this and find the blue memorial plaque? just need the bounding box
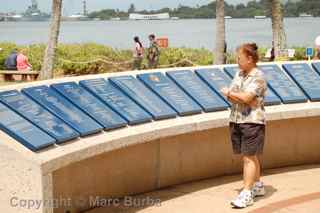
[0,90,79,143]
[22,86,103,136]
[195,68,232,105]
[283,63,320,101]
[259,65,308,104]
[166,70,228,112]
[109,76,177,120]
[223,66,240,79]
[79,78,152,125]
[224,66,281,105]
[0,102,55,151]
[137,72,202,116]
[312,62,320,75]
[51,82,127,130]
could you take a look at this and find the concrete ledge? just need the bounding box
[0,70,39,75]
[1,60,320,213]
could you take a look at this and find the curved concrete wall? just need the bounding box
[51,115,320,213]
[1,61,320,213]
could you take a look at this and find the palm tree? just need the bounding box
[40,0,63,80]
[215,0,226,64]
[271,0,287,58]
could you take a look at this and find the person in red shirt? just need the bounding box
[16,49,32,81]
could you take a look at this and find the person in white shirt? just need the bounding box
[132,36,144,70]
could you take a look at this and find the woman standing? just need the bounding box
[132,36,144,70]
[221,43,267,208]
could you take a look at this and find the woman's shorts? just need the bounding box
[229,122,265,156]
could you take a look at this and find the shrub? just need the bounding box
[0,42,314,76]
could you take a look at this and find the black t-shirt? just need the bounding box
[4,52,18,70]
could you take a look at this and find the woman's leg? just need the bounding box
[243,155,258,190]
[133,58,142,70]
[231,154,256,208]
[254,155,261,182]
[132,58,138,70]
[22,74,28,81]
[251,154,266,197]
[138,58,143,70]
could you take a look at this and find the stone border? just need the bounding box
[0,60,319,175]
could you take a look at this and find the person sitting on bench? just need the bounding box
[4,50,18,81]
[17,49,32,81]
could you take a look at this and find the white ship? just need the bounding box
[65,14,90,21]
[129,13,170,20]
[171,17,180,20]
[5,14,23,21]
[254,15,267,19]
[62,0,91,21]
[110,17,121,21]
[299,13,313,18]
[224,16,232,19]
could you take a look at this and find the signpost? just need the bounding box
[306,47,314,60]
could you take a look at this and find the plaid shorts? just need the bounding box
[229,122,265,156]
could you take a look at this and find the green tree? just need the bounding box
[89,0,320,20]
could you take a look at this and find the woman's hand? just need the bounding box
[221,87,230,97]
[221,87,257,106]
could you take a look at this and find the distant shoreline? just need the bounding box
[1,16,320,22]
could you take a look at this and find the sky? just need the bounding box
[0,0,251,14]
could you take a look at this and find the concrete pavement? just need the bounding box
[87,164,320,213]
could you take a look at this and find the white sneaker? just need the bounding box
[252,182,266,197]
[231,190,254,208]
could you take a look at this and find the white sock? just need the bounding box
[242,189,252,195]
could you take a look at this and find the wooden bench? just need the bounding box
[0,70,39,81]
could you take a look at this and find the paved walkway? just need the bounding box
[87,164,320,213]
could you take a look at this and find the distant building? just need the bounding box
[0,13,6,21]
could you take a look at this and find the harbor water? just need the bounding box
[0,18,319,50]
